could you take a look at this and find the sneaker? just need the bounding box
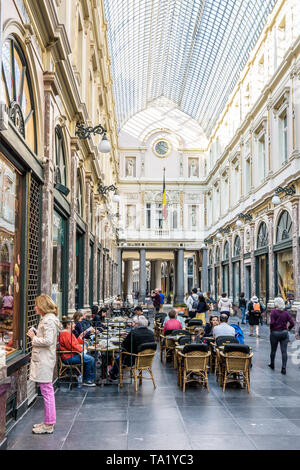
[32,424,54,434]
[268,363,274,370]
[83,381,96,387]
[32,422,44,429]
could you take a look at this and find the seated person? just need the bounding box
[193,327,206,344]
[163,309,182,335]
[92,306,107,330]
[59,317,96,387]
[204,315,219,337]
[133,305,150,326]
[163,309,186,329]
[114,295,123,308]
[80,311,95,332]
[109,316,154,380]
[213,314,236,339]
[73,311,95,339]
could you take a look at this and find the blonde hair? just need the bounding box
[194,327,205,336]
[35,294,59,316]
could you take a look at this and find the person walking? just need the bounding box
[196,294,209,324]
[187,288,199,319]
[218,293,232,318]
[239,292,247,324]
[151,288,161,313]
[247,295,264,337]
[159,290,165,312]
[269,297,295,374]
[27,294,62,434]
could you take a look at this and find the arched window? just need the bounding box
[276,210,292,242]
[223,241,229,261]
[54,126,66,187]
[215,246,220,263]
[257,222,268,248]
[208,249,213,265]
[76,170,83,217]
[233,236,241,257]
[1,36,37,152]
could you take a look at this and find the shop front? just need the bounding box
[274,211,293,300]
[255,222,269,306]
[214,246,221,299]
[52,209,68,318]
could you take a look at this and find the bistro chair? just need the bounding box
[219,344,253,392]
[57,351,83,381]
[214,336,238,380]
[186,319,203,334]
[160,329,186,365]
[119,342,157,392]
[178,344,210,392]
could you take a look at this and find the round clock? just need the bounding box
[153,139,171,158]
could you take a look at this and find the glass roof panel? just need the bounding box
[103,0,278,136]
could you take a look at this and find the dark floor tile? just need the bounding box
[273,407,300,420]
[235,418,300,436]
[184,417,241,436]
[178,406,232,420]
[250,435,300,450]
[228,406,285,419]
[128,406,180,421]
[62,434,128,450]
[128,434,191,450]
[191,435,256,450]
[128,417,185,435]
[68,419,127,435]
[76,406,127,421]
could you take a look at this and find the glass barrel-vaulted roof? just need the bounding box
[103,0,278,136]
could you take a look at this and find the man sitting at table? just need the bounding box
[213,314,235,339]
[133,305,150,326]
[163,309,185,329]
[163,309,182,335]
[108,315,154,381]
[59,317,96,387]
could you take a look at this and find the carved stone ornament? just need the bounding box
[244,229,251,252]
[9,101,25,138]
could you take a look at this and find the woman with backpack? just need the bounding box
[247,295,264,337]
[196,294,209,324]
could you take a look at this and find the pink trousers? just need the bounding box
[39,382,56,425]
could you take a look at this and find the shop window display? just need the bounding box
[0,154,22,357]
[52,211,66,318]
[277,249,293,300]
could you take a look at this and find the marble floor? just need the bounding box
[6,318,300,450]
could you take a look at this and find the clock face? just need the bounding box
[153,139,171,157]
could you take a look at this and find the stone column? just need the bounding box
[174,248,184,304]
[267,210,275,304]
[155,260,161,290]
[202,248,208,294]
[240,230,245,297]
[250,222,256,297]
[68,138,79,315]
[139,249,146,303]
[83,173,92,311]
[292,197,300,305]
[228,235,233,298]
[40,79,55,296]
[166,261,171,301]
[127,260,133,298]
[123,260,129,300]
[117,248,122,298]
[92,196,98,306]
[150,260,156,291]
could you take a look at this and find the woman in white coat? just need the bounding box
[27,294,61,434]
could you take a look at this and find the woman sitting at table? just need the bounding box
[92,307,107,330]
[204,315,219,337]
[73,311,94,339]
[163,309,182,335]
[59,317,96,387]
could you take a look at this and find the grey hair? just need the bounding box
[135,315,148,327]
[274,297,285,310]
[132,315,139,324]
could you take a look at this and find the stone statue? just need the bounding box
[126,158,135,177]
[189,159,198,177]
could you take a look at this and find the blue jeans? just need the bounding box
[240,307,247,323]
[63,353,95,382]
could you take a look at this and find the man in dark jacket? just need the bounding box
[152,288,161,313]
[109,316,154,380]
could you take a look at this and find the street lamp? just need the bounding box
[272,185,296,205]
[98,184,118,197]
[75,121,111,153]
[236,212,252,226]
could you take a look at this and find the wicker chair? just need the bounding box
[160,329,186,366]
[178,344,211,392]
[57,351,83,381]
[214,336,238,378]
[119,342,157,391]
[219,344,253,392]
[186,319,203,334]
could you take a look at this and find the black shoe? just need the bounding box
[268,364,274,370]
[281,368,286,375]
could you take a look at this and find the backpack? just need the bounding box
[253,303,261,315]
[192,297,198,311]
